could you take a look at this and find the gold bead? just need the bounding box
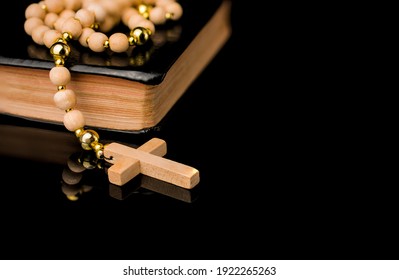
[50,42,70,60]
[74,128,85,138]
[128,36,135,46]
[165,12,173,20]
[90,23,99,30]
[82,160,96,169]
[130,27,151,45]
[91,142,103,150]
[138,4,150,19]
[79,129,99,150]
[57,85,66,90]
[54,58,65,66]
[103,40,110,48]
[62,32,73,41]
[67,195,79,201]
[78,151,97,169]
[97,161,104,169]
[95,149,104,159]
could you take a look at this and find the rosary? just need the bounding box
[24,0,199,189]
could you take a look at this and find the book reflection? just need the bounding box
[0,119,197,203]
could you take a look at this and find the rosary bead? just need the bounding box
[32,25,50,45]
[64,110,86,131]
[43,29,62,48]
[149,6,166,25]
[44,0,65,14]
[59,9,76,19]
[122,7,139,25]
[49,66,71,86]
[64,0,82,11]
[54,89,77,111]
[75,8,95,28]
[92,142,105,159]
[25,3,46,20]
[62,18,83,39]
[164,2,183,20]
[79,129,100,150]
[53,17,67,32]
[24,17,44,36]
[87,32,108,52]
[130,27,151,45]
[136,19,155,34]
[109,32,129,52]
[79,27,95,47]
[44,12,58,28]
[50,42,71,59]
[99,16,118,33]
[86,3,107,23]
[63,31,73,41]
[75,128,85,138]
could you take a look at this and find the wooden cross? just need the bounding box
[104,138,200,189]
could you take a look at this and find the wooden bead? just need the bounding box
[165,2,183,20]
[24,18,44,36]
[122,7,139,25]
[115,0,132,8]
[44,0,65,14]
[44,13,59,28]
[43,29,62,48]
[54,89,77,110]
[62,17,83,39]
[32,25,50,45]
[79,27,95,47]
[64,110,85,131]
[25,3,46,20]
[75,9,95,27]
[137,19,155,34]
[87,32,108,52]
[127,14,145,30]
[102,0,122,15]
[59,9,76,19]
[143,0,156,5]
[149,6,166,25]
[54,17,67,32]
[64,0,82,11]
[99,16,117,33]
[86,3,107,23]
[109,33,129,53]
[49,66,71,86]
[156,0,175,7]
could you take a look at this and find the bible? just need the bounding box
[0,0,231,132]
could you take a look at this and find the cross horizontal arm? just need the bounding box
[104,140,200,189]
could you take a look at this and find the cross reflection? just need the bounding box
[0,116,199,204]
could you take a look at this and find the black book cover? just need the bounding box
[0,0,224,85]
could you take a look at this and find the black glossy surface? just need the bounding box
[0,0,396,261]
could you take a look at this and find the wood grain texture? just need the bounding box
[105,140,200,189]
[107,138,167,186]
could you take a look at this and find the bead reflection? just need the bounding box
[60,149,198,203]
[0,118,198,203]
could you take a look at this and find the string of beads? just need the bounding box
[24,0,182,159]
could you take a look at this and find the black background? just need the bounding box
[0,0,396,261]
